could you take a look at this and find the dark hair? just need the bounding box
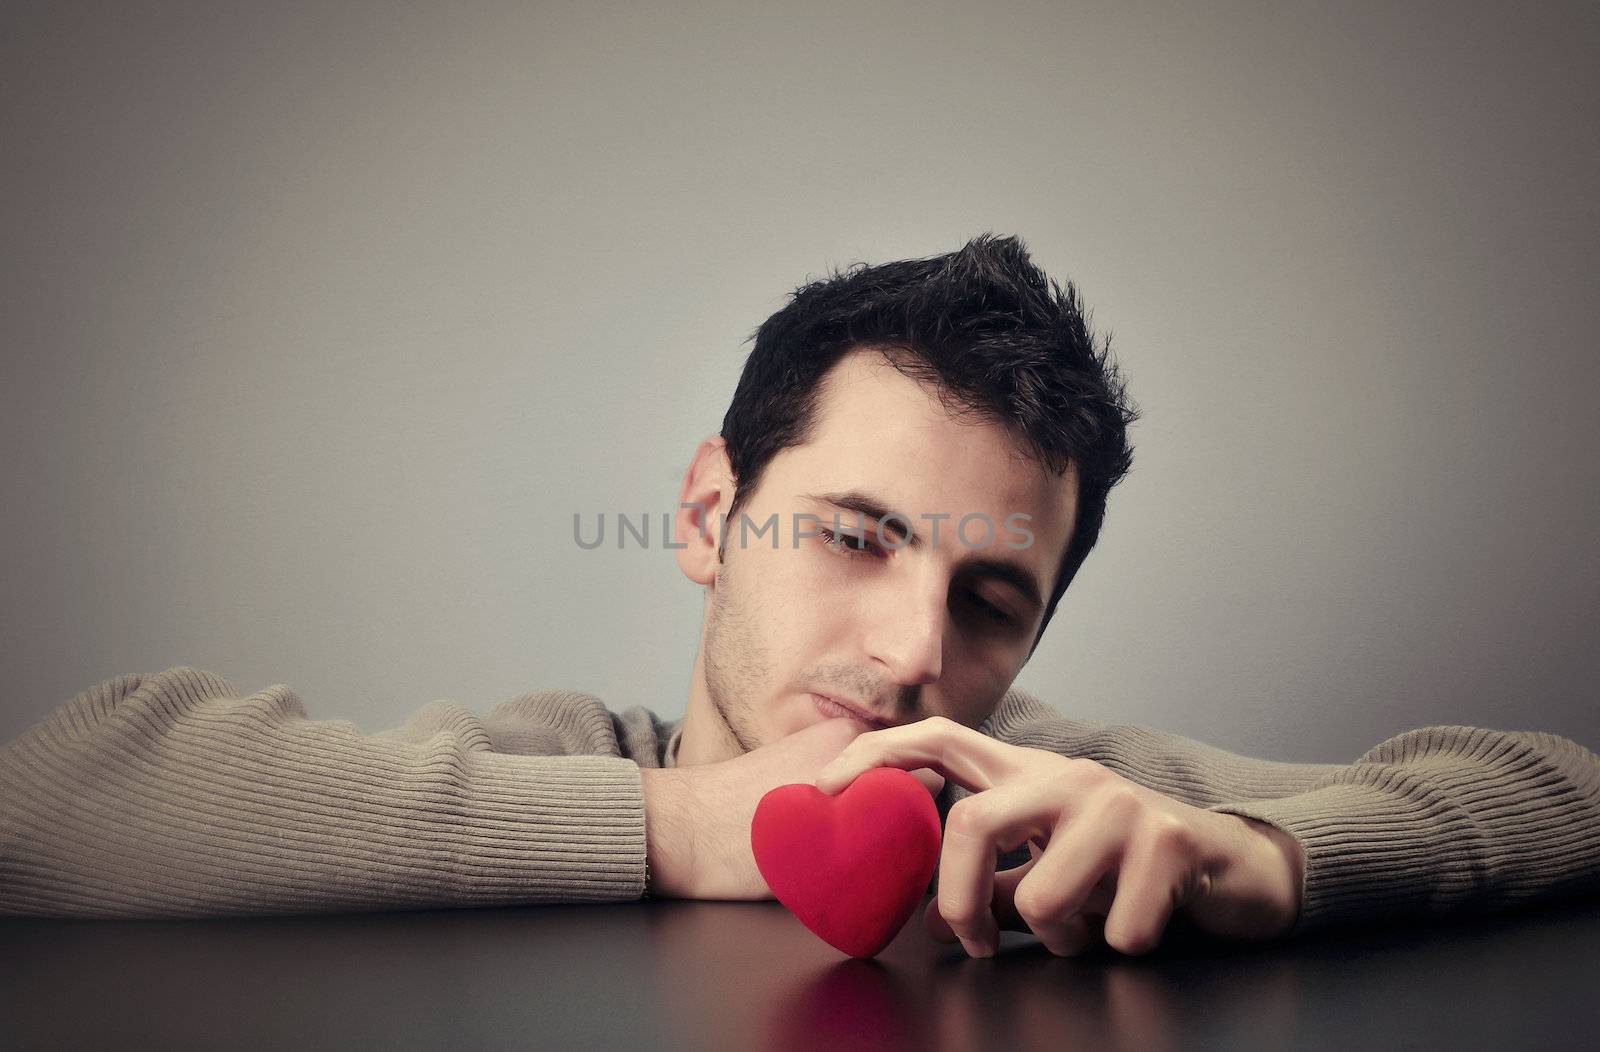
[719,233,1138,650]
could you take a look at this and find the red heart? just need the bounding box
[751,767,943,958]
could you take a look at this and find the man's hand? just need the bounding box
[641,717,945,900]
[813,716,1305,958]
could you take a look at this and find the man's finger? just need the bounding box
[1035,912,1102,957]
[1005,803,1127,934]
[935,781,1064,956]
[1101,828,1189,956]
[814,717,1023,795]
[978,800,1124,955]
[926,858,1035,943]
[928,863,1116,949]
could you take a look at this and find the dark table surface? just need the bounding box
[4,894,1599,1051]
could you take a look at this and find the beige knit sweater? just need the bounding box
[3,666,1598,934]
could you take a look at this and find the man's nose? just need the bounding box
[862,578,945,686]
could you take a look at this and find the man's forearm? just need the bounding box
[640,763,769,900]
[1,667,650,917]
[638,718,875,901]
[641,767,699,898]
[1233,815,1307,936]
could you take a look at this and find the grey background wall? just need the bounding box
[3,0,1596,759]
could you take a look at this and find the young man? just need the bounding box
[3,236,1597,960]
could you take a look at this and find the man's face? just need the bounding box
[693,347,1078,753]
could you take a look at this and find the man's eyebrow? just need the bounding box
[954,555,1045,614]
[803,489,1046,613]
[805,490,918,544]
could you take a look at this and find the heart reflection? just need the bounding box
[767,958,931,1052]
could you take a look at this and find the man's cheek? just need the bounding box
[943,682,1010,730]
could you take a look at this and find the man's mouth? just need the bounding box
[810,692,889,729]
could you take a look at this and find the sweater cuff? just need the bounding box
[1210,783,1479,935]
[452,751,647,906]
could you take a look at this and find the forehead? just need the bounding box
[765,347,1077,559]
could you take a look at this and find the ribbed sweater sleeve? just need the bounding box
[981,690,1600,934]
[0,667,647,918]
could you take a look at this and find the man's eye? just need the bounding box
[965,592,1015,627]
[818,527,881,558]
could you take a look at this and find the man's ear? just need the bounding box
[675,435,734,587]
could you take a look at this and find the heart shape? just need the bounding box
[751,767,943,958]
